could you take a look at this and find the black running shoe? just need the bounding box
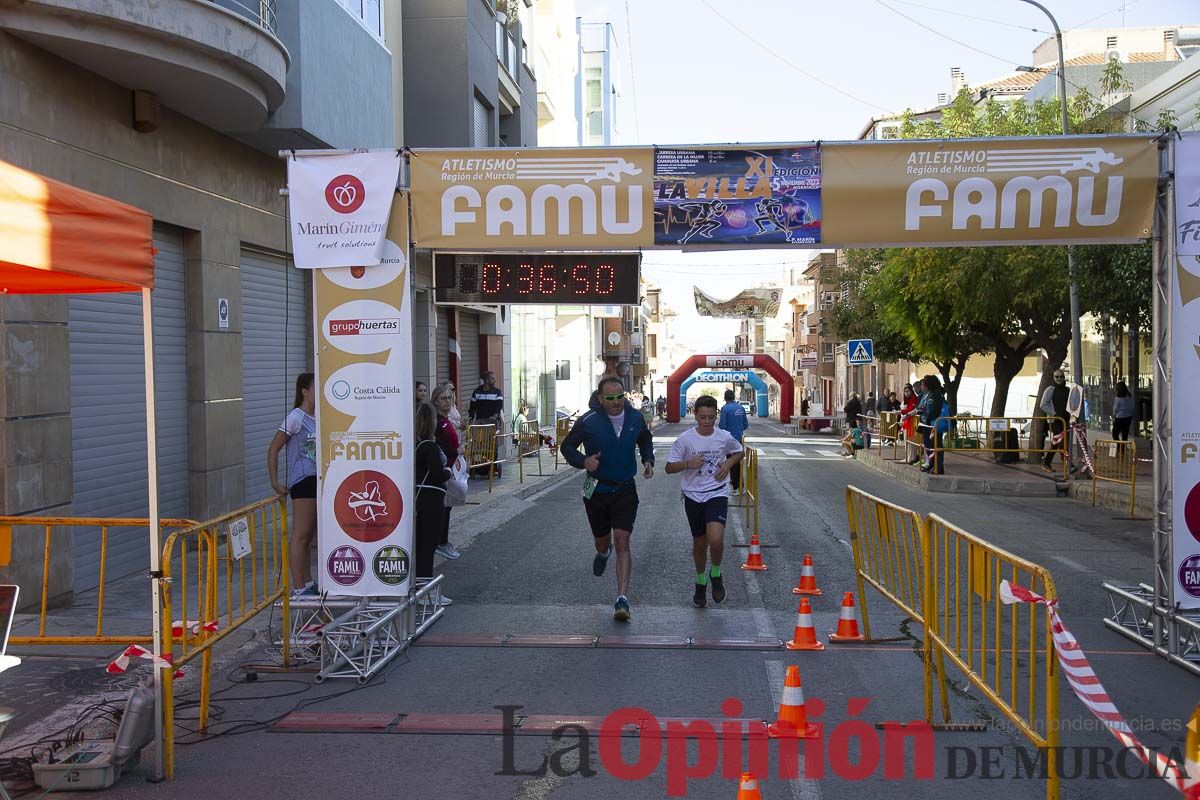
[711,574,726,604]
[693,582,707,608]
[593,550,610,577]
[613,596,631,622]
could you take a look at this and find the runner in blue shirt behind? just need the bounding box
[718,390,749,491]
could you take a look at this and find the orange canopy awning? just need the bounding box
[0,159,154,294]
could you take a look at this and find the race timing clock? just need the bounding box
[434,253,641,306]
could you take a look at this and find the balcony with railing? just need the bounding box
[0,0,289,132]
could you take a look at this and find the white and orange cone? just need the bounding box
[828,591,866,642]
[741,533,767,571]
[790,554,822,596]
[785,598,825,651]
[736,772,764,799]
[767,664,819,739]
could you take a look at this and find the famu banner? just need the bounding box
[822,136,1158,246]
[409,147,653,249]
[694,286,782,318]
[654,145,821,246]
[286,150,401,268]
[315,192,414,597]
[1173,132,1200,610]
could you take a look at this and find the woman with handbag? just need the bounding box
[414,402,453,605]
[432,384,463,561]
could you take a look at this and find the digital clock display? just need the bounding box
[434,253,641,306]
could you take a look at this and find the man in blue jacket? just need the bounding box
[561,376,655,622]
[718,390,749,491]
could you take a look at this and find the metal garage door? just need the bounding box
[69,225,190,592]
[242,250,311,504]
[436,307,450,386]
[458,311,480,417]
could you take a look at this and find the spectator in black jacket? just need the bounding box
[469,371,505,477]
[414,402,452,598]
[844,393,863,429]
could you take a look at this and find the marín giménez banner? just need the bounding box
[693,286,782,318]
[314,192,414,597]
[654,146,822,247]
[287,150,401,268]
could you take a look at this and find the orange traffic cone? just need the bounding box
[791,554,822,596]
[828,591,866,642]
[736,772,764,799]
[767,664,819,738]
[741,533,767,571]
[785,598,825,651]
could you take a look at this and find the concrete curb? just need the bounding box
[855,450,1061,497]
[1066,479,1154,520]
[450,463,579,529]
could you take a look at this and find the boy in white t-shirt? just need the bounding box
[665,395,745,608]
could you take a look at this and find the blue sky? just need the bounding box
[579,0,1196,349]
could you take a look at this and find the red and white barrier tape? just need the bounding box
[1000,580,1191,795]
[171,619,219,638]
[106,645,184,679]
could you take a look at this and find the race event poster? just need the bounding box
[653,146,822,247]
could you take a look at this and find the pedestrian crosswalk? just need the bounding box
[651,443,843,461]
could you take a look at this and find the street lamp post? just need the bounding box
[1016,0,1085,394]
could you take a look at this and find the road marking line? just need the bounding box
[1051,555,1092,573]
[818,450,842,458]
[781,448,804,457]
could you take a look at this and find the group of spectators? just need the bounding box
[840,378,948,474]
[411,371,507,606]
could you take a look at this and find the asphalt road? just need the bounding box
[93,420,1194,800]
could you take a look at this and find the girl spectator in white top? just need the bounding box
[267,372,319,597]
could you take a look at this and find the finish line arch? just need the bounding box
[679,371,769,419]
[667,354,794,424]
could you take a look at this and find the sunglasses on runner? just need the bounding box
[600,393,624,401]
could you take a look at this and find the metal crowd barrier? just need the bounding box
[930,415,1069,479]
[844,486,1061,800]
[730,446,759,537]
[159,496,289,779]
[0,516,197,646]
[515,420,546,483]
[925,514,1060,800]
[463,423,499,493]
[1091,438,1138,518]
[554,416,575,470]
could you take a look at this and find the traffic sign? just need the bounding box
[847,338,874,365]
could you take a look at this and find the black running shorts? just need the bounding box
[583,485,639,538]
[290,475,317,500]
[683,496,728,537]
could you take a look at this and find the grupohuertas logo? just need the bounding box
[440,155,645,238]
[325,174,366,214]
[905,145,1127,232]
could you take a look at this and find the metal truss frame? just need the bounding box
[1102,135,1200,673]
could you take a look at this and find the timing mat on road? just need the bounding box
[273,711,771,737]
[409,633,916,651]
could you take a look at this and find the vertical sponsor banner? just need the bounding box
[822,136,1158,246]
[1173,133,1200,609]
[654,146,821,246]
[286,150,401,268]
[315,192,413,596]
